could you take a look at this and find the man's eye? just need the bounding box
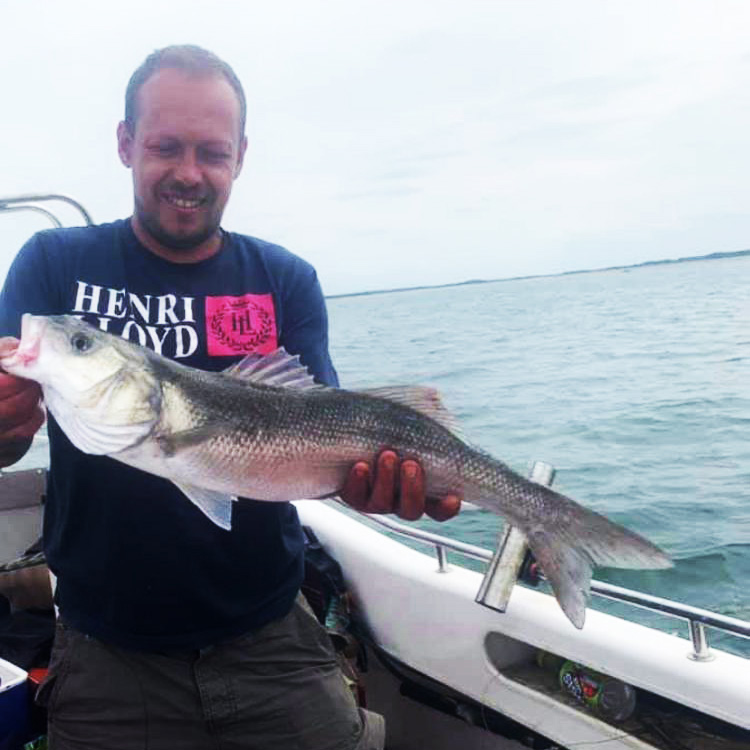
[70,333,92,353]
[152,144,177,156]
[202,150,230,162]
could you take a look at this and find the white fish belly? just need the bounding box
[116,436,354,501]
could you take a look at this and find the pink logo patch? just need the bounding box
[205,294,278,356]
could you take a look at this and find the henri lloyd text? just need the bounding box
[71,282,279,359]
[73,281,198,358]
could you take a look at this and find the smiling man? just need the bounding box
[0,45,459,749]
[118,63,247,260]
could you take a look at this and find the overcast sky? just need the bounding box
[2,1,749,294]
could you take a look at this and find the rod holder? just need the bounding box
[475,460,555,613]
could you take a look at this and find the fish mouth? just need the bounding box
[2,314,45,370]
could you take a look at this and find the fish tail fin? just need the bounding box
[521,487,672,629]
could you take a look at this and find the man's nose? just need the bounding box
[173,151,202,185]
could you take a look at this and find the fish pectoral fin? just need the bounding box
[223,348,325,390]
[157,425,224,456]
[173,481,236,530]
[357,385,462,435]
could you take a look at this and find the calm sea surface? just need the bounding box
[15,256,750,656]
[327,257,750,657]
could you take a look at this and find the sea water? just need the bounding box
[327,256,750,657]
[11,255,750,656]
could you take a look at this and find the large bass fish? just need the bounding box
[1,314,671,628]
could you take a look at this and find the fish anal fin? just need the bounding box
[359,386,461,434]
[173,481,235,530]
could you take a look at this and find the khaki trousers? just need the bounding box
[37,596,385,750]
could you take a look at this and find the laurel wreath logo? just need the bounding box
[209,300,274,352]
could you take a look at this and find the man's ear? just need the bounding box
[234,135,248,179]
[117,121,134,168]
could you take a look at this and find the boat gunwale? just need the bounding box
[363,511,750,644]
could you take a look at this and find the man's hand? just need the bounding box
[340,450,461,522]
[0,337,45,468]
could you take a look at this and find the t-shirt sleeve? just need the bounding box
[278,265,339,388]
[0,232,59,337]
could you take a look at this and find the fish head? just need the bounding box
[1,314,161,455]
[5,314,142,398]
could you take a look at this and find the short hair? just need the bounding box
[124,45,246,137]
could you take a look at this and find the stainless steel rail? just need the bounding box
[0,194,94,226]
[0,205,63,228]
[364,512,750,660]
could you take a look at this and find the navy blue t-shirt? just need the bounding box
[0,219,339,650]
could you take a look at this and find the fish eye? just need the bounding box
[70,332,93,353]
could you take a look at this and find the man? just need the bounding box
[0,46,460,749]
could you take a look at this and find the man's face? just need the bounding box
[117,68,247,255]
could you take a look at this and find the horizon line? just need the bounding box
[326,247,750,300]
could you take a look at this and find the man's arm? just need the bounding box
[0,233,56,467]
[0,338,45,468]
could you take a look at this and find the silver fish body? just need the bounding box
[1,314,672,628]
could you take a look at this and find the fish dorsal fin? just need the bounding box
[224,348,323,390]
[172,481,236,530]
[357,385,461,434]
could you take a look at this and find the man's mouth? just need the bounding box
[162,193,207,210]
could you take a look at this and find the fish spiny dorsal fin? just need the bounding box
[224,348,324,391]
[357,385,462,435]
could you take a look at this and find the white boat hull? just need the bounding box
[295,500,750,748]
[0,469,747,749]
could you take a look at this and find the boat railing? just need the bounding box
[0,194,94,227]
[359,462,750,663]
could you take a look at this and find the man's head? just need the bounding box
[117,45,248,262]
[124,46,247,138]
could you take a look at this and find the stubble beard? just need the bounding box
[134,195,223,252]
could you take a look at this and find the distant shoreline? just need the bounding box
[327,248,750,300]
